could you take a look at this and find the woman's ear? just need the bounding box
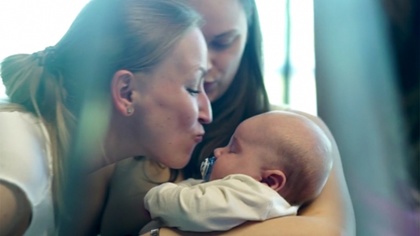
[111,70,135,116]
[261,169,286,192]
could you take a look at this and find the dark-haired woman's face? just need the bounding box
[188,0,248,102]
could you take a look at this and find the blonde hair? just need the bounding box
[1,0,201,224]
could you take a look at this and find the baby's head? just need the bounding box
[207,111,333,206]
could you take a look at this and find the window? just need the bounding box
[256,0,316,115]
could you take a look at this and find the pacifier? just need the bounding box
[200,156,216,182]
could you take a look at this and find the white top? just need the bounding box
[144,174,298,232]
[0,110,55,235]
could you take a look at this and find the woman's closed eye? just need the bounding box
[186,88,201,96]
[210,35,238,51]
[186,68,207,96]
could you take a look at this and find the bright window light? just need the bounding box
[256,0,317,115]
[1,0,317,116]
[0,0,89,100]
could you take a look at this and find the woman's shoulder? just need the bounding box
[285,109,328,130]
[269,105,332,139]
[269,104,325,127]
[0,104,41,126]
[0,107,49,152]
[101,158,175,234]
[0,105,55,235]
[270,103,290,111]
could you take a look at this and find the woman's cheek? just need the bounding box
[181,106,198,129]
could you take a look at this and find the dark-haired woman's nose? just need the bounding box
[198,87,212,124]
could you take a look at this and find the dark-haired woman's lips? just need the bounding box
[204,81,217,93]
[194,134,204,143]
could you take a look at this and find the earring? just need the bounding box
[127,106,134,116]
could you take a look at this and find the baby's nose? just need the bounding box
[213,147,223,157]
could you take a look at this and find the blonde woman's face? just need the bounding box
[132,28,212,169]
[188,0,248,102]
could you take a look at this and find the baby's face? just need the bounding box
[209,118,267,181]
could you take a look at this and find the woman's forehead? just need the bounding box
[189,0,247,35]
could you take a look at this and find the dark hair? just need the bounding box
[1,0,201,220]
[183,0,271,178]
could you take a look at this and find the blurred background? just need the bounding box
[0,0,418,235]
[0,0,317,114]
[314,0,419,235]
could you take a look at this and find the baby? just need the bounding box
[143,111,333,232]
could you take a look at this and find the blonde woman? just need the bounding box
[0,0,211,235]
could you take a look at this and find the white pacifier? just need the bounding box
[200,156,216,182]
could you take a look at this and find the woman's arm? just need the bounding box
[141,216,345,236]
[294,111,355,235]
[101,158,181,236]
[144,170,353,236]
[0,181,32,236]
[60,163,116,235]
[0,111,51,235]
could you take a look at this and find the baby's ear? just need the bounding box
[111,70,135,116]
[261,170,286,192]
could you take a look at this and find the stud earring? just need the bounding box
[127,106,134,116]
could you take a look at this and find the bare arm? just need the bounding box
[141,216,343,236]
[0,181,32,236]
[59,164,115,235]
[101,158,177,236]
[0,112,52,235]
[82,163,116,235]
[144,170,353,236]
[294,111,355,235]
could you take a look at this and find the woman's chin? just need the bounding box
[204,85,219,102]
[161,156,191,170]
[208,93,221,103]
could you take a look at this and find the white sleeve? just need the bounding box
[0,111,52,207]
[144,174,298,232]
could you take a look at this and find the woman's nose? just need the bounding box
[204,50,215,82]
[207,53,213,75]
[198,86,212,124]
